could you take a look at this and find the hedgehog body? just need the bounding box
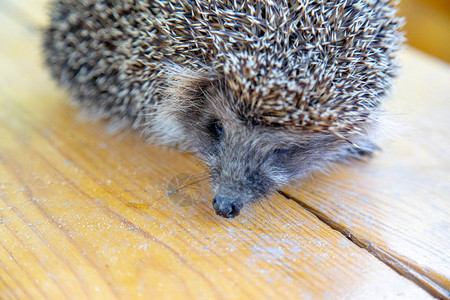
[44,0,403,218]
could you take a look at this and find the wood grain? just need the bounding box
[283,51,450,299]
[0,1,443,299]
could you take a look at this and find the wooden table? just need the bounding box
[0,1,449,299]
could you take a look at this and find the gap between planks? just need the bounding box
[279,190,446,299]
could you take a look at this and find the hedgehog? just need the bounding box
[43,0,404,218]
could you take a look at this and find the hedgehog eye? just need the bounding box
[272,147,290,156]
[271,146,298,157]
[208,119,224,141]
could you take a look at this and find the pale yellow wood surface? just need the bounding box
[0,0,446,299]
[284,51,450,299]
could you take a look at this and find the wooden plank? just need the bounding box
[283,50,450,299]
[0,4,433,300]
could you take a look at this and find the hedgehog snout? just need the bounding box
[212,195,242,218]
[208,154,275,218]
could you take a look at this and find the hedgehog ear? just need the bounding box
[163,63,216,104]
[146,64,217,148]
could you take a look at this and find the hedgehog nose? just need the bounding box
[212,195,241,218]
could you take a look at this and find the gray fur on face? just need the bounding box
[43,0,403,218]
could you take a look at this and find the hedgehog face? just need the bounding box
[166,79,350,219]
[192,112,347,219]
